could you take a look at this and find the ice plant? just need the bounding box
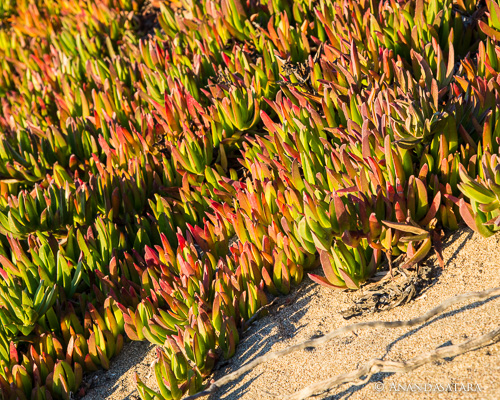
[2,0,500,399]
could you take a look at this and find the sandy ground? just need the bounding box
[81,339,158,400]
[82,227,500,399]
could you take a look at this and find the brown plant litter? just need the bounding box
[82,227,500,399]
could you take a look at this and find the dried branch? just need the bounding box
[287,325,500,399]
[184,286,500,400]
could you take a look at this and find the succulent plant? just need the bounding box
[457,152,500,236]
[3,0,500,399]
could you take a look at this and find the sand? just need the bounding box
[82,227,500,399]
[80,339,158,399]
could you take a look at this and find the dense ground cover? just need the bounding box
[1,0,500,399]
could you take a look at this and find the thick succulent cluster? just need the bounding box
[1,0,500,399]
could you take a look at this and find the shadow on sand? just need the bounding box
[209,280,319,400]
[82,340,155,400]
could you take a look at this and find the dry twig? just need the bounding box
[184,286,500,400]
[287,326,500,399]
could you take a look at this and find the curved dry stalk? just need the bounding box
[287,325,500,399]
[184,286,500,400]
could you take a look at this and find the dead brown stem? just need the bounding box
[287,326,500,399]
